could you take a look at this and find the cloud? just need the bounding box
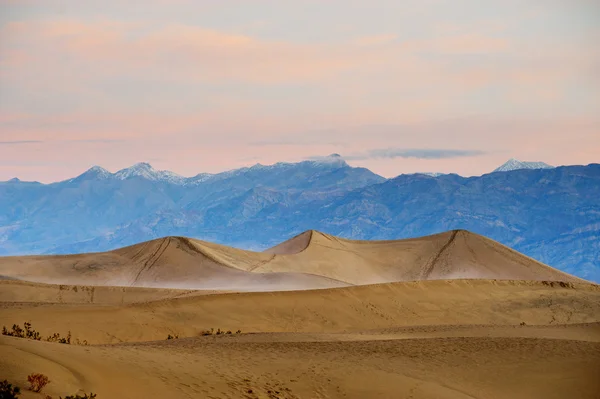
[0,140,42,145]
[250,138,347,147]
[0,138,124,145]
[65,139,124,143]
[345,148,486,160]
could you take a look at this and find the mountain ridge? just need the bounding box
[1,155,565,184]
[0,160,598,282]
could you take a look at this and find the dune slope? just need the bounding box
[1,278,599,399]
[259,229,584,284]
[1,279,598,344]
[0,236,348,290]
[0,230,585,291]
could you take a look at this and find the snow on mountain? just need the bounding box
[64,166,113,183]
[52,155,355,187]
[114,162,186,184]
[306,153,349,167]
[493,158,554,173]
[83,166,112,179]
[187,173,215,185]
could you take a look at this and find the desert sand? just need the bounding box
[0,230,583,289]
[0,230,599,398]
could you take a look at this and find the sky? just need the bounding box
[0,0,599,182]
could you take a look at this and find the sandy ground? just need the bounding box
[1,279,600,398]
[0,231,598,398]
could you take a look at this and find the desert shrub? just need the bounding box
[0,380,20,399]
[23,322,41,340]
[27,373,50,393]
[47,331,71,344]
[1,322,42,340]
[199,328,241,336]
[2,322,74,344]
[200,328,214,336]
[166,334,179,340]
[60,393,97,399]
[2,324,24,338]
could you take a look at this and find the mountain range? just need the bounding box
[1,155,598,282]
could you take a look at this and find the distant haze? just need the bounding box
[0,0,599,182]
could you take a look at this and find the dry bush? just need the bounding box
[2,322,73,344]
[200,328,214,336]
[23,322,41,340]
[0,380,21,399]
[27,373,50,393]
[60,393,97,399]
[2,324,24,338]
[47,331,71,344]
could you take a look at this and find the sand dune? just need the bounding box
[0,236,348,291]
[1,230,598,398]
[1,279,598,344]
[261,230,584,284]
[3,327,600,399]
[0,230,584,291]
[1,279,599,398]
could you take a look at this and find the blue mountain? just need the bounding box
[1,156,598,282]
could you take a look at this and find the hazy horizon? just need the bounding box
[0,153,581,184]
[1,0,599,182]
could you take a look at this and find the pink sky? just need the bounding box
[0,0,599,182]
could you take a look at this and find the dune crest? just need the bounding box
[0,229,586,290]
[0,231,598,398]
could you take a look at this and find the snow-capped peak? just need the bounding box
[115,162,185,184]
[86,166,112,178]
[70,165,113,182]
[493,158,554,173]
[307,153,349,167]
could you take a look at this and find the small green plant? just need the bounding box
[0,380,20,399]
[27,373,50,393]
